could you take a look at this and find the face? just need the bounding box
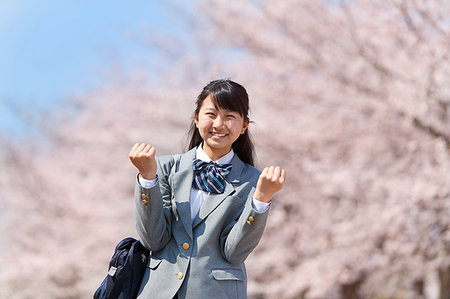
[195,95,249,160]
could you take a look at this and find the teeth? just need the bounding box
[212,132,226,137]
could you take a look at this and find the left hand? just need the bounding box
[253,166,286,203]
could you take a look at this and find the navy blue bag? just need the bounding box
[94,237,150,299]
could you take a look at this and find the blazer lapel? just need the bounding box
[170,148,196,239]
[192,154,244,229]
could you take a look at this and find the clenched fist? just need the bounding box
[129,143,157,180]
[253,166,286,203]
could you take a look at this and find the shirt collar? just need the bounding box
[196,144,234,165]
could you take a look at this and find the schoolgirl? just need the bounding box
[129,79,286,299]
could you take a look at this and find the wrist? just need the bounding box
[253,190,271,203]
[140,172,156,180]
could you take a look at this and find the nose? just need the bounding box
[213,115,225,128]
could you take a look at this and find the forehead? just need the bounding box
[200,96,216,108]
[200,96,234,112]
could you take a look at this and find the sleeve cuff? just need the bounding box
[138,174,158,189]
[252,197,271,213]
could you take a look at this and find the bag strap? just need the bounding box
[169,154,182,221]
[170,154,181,175]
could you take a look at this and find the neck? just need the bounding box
[202,144,231,161]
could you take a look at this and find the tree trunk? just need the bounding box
[439,266,450,299]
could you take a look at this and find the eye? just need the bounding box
[206,112,216,116]
[227,112,240,118]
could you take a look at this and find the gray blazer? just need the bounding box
[135,147,270,299]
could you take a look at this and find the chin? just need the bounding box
[206,140,230,150]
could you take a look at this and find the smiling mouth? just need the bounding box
[211,132,227,137]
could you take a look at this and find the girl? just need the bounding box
[129,79,286,299]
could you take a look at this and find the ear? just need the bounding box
[194,114,199,128]
[241,119,249,134]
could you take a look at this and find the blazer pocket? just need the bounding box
[148,258,162,270]
[212,269,245,281]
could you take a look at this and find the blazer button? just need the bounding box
[182,243,190,250]
[141,194,148,200]
[246,220,252,225]
[248,216,254,222]
[177,272,183,280]
[142,199,148,204]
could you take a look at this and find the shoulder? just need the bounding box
[156,154,178,165]
[239,162,261,186]
[156,150,192,174]
[155,154,181,175]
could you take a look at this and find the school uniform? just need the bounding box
[134,146,270,299]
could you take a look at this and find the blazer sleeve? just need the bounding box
[220,169,271,264]
[135,155,175,251]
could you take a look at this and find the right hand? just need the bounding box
[129,143,157,180]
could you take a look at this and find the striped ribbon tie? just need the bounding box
[192,159,232,194]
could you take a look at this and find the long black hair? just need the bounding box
[186,79,255,166]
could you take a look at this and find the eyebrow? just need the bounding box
[203,106,239,114]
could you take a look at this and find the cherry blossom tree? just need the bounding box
[0,0,449,298]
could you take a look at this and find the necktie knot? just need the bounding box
[192,159,232,194]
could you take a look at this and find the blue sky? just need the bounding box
[0,0,183,136]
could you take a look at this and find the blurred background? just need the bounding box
[0,0,449,298]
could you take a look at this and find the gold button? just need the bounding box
[177,272,183,279]
[246,220,251,225]
[182,243,190,250]
[248,216,254,222]
[142,199,148,204]
[141,194,148,200]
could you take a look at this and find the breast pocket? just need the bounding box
[212,268,246,299]
[212,268,245,281]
